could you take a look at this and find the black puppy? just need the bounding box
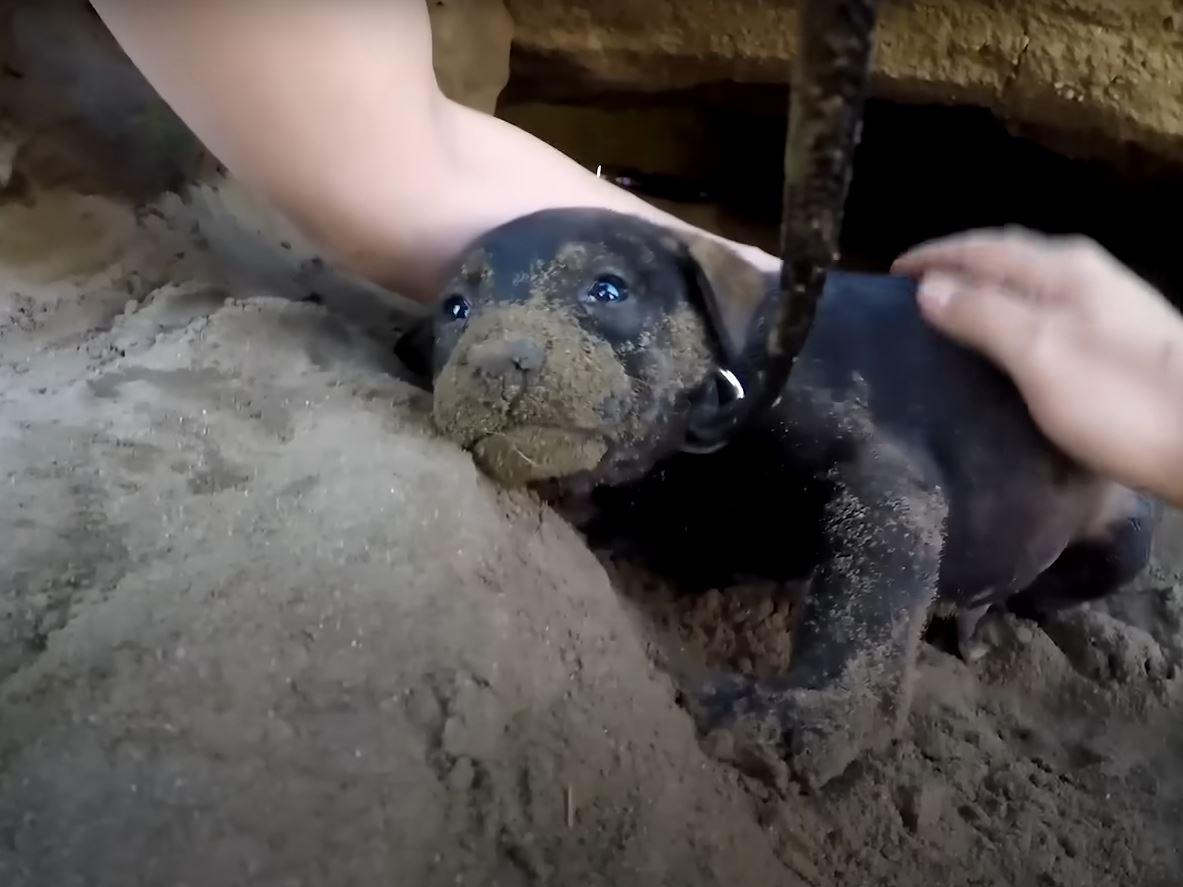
[399,206,1159,787]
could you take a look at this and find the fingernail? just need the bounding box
[917,274,956,311]
[890,250,921,272]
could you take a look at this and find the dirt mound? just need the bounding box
[0,189,787,886]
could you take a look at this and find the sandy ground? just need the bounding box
[2,181,1183,886]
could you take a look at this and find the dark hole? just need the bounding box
[500,69,1183,308]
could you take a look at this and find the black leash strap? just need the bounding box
[690,0,884,448]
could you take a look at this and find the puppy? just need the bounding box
[397,207,1159,788]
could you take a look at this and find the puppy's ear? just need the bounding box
[679,233,773,366]
[393,316,436,389]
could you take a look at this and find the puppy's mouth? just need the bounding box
[469,425,610,487]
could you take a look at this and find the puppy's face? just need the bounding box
[425,208,769,488]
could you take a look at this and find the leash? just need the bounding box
[685,0,885,451]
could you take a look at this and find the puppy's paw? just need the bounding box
[687,675,885,792]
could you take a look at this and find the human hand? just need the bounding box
[892,227,1183,505]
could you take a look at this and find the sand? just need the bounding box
[2,182,1183,886]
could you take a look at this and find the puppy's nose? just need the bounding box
[469,338,546,377]
[507,338,545,372]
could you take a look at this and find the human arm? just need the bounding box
[88,0,777,303]
[892,228,1183,506]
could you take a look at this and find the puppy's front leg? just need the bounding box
[700,440,947,789]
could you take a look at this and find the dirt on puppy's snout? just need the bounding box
[432,302,633,485]
[471,427,611,486]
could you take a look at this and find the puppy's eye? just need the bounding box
[441,294,470,321]
[587,275,629,304]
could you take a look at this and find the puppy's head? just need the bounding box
[419,207,772,488]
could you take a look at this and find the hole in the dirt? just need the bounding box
[499,79,1183,305]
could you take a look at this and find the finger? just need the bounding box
[892,228,1070,297]
[916,272,1043,370]
[891,227,1045,272]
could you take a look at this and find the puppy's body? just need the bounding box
[588,270,1153,622]
[407,208,1158,787]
